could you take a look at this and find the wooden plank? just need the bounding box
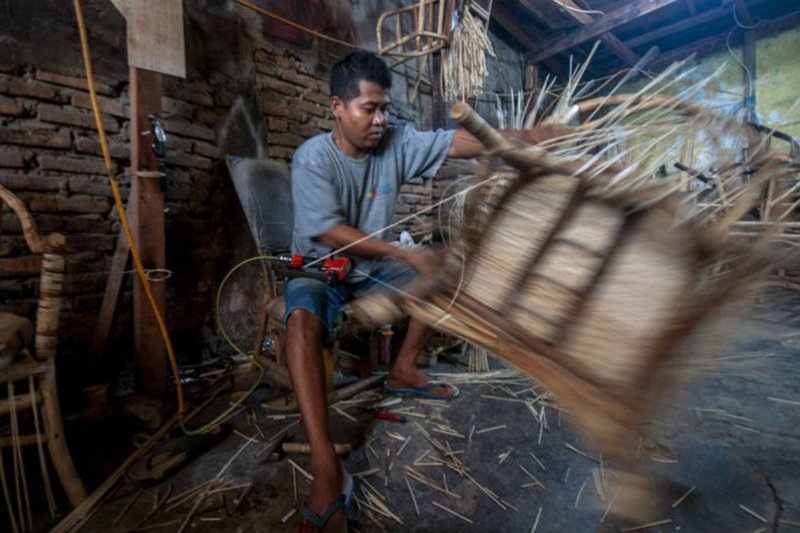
[88,199,133,364]
[492,4,570,79]
[600,33,641,65]
[126,0,185,78]
[647,8,800,71]
[130,67,167,398]
[544,0,641,66]
[526,0,678,64]
[624,6,729,48]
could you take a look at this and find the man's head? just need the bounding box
[329,51,392,157]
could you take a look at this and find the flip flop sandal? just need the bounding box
[299,470,354,532]
[383,381,461,401]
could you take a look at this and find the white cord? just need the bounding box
[551,0,604,16]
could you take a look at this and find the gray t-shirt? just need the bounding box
[291,125,455,280]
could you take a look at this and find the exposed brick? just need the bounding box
[0,95,23,116]
[254,61,281,78]
[303,90,330,106]
[61,272,112,294]
[292,123,325,138]
[297,100,327,118]
[64,216,111,233]
[38,104,119,133]
[68,176,119,197]
[35,69,114,96]
[268,146,294,160]
[172,88,213,108]
[0,173,66,192]
[65,293,104,311]
[267,117,288,132]
[0,150,24,168]
[253,49,270,64]
[214,89,237,107]
[261,99,289,118]
[314,118,335,131]
[164,135,193,153]
[75,137,129,159]
[0,75,59,101]
[401,185,431,195]
[398,193,425,205]
[0,128,72,148]
[269,132,304,148]
[162,96,194,119]
[192,140,218,158]
[29,194,111,214]
[165,152,214,170]
[264,77,298,96]
[165,120,215,141]
[195,109,220,126]
[165,182,193,202]
[70,91,128,118]
[0,64,15,74]
[0,256,41,276]
[281,70,319,90]
[38,155,110,175]
[63,235,116,253]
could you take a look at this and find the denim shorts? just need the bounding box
[283,257,415,337]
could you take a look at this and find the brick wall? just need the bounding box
[0,65,234,362]
[0,23,477,400]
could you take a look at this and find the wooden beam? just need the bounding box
[130,67,167,399]
[526,0,678,64]
[554,0,642,66]
[624,6,729,48]
[492,3,538,48]
[492,4,570,80]
[89,202,133,365]
[647,7,800,70]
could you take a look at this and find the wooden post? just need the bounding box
[129,67,166,398]
[432,51,446,129]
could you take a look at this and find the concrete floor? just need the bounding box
[79,288,800,532]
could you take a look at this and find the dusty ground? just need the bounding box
[64,289,800,532]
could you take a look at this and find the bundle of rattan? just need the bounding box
[348,94,794,518]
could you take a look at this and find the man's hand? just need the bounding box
[393,247,441,278]
[448,125,574,158]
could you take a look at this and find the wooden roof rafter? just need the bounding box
[525,0,678,64]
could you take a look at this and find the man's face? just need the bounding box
[332,80,390,155]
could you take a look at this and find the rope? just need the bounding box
[73,0,264,435]
[232,0,362,51]
[73,0,185,412]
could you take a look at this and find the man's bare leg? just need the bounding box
[286,310,344,529]
[385,317,456,398]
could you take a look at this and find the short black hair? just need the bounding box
[330,51,391,103]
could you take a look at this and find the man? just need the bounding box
[286,51,559,531]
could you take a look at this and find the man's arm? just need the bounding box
[447,125,571,158]
[316,224,436,277]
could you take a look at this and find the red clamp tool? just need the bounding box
[271,253,353,285]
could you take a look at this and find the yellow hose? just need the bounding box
[72,0,184,413]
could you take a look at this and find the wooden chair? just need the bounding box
[226,157,376,398]
[0,184,86,530]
